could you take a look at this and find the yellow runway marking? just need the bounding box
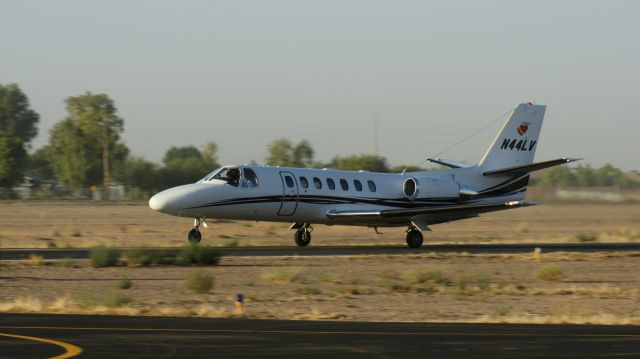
[0,332,83,359]
[0,326,638,338]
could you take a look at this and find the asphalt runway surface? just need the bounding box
[1,313,639,358]
[1,243,639,261]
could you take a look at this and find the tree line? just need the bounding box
[532,164,637,189]
[0,83,637,198]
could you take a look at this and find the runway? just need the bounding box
[1,313,639,358]
[1,242,639,261]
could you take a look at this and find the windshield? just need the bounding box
[199,166,259,188]
[199,167,223,182]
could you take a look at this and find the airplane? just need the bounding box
[149,103,579,248]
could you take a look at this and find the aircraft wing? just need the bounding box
[326,200,536,220]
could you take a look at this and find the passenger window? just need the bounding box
[327,178,336,190]
[313,177,322,189]
[340,179,349,191]
[242,168,259,187]
[285,176,294,188]
[367,180,377,192]
[300,176,309,189]
[354,180,362,191]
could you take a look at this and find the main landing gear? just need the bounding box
[405,227,423,248]
[188,218,207,244]
[293,223,312,247]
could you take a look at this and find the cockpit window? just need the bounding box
[242,168,259,188]
[200,167,223,182]
[212,167,241,187]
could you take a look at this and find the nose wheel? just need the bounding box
[405,228,423,248]
[187,218,206,244]
[188,228,202,244]
[294,224,312,247]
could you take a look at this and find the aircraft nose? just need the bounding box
[148,192,167,212]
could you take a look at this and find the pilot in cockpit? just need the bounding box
[226,168,240,186]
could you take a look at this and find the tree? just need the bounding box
[329,154,390,172]
[0,84,40,190]
[535,166,576,188]
[0,136,27,188]
[390,165,426,173]
[292,140,314,167]
[266,138,294,166]
[47,93,128,188]
[26,147,55,179]
[159,143,220,189]
[266,138,315,167]
[113,157,161,191]
[163,145,202,163]
[0,83,40,145]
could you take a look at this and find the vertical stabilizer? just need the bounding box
[478,103,546,171]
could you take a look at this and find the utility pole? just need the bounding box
[103,122,110,201]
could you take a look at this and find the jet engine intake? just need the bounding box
[403,177,419,200]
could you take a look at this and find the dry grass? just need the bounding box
[1,201,639,324]
[1,202,639,248]
[27,254,45,266]
[472,313,640,325]
[535,264,565,281]
[260,268,303,284]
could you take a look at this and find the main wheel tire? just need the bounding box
[405,229,423,248]
[294,229,311,247]
[188,228,202,244]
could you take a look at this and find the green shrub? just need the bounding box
[176,244,221,266]
[575,233,598,242]
[151,250,180,265]
[116,278,133,289]
[125,247,154,266]
[536,264,565,281]
[61,256,75,268]
[90,245,120,268]
[80,291,131,307]
[186,270,214,293]
[221,239,239,247]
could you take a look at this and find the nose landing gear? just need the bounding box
[293,223,312,247]
[188,218,207,244]
[405,227,423,248]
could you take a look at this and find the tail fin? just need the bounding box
[478,103,546,171]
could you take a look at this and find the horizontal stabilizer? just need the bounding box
[427,158,472,169]
[483,158,581,176]
[326,200,536,220]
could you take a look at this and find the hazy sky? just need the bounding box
[2,1,639,170]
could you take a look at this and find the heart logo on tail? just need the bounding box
[517,123,529,136]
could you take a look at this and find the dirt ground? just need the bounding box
[1,201,639,324]
[0,201,639,248]
[1,252,639,324]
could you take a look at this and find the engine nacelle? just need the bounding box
[402,176,462,201]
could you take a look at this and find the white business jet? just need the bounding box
[149,103,578,248]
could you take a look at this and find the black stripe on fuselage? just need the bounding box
[188,194,460,210]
